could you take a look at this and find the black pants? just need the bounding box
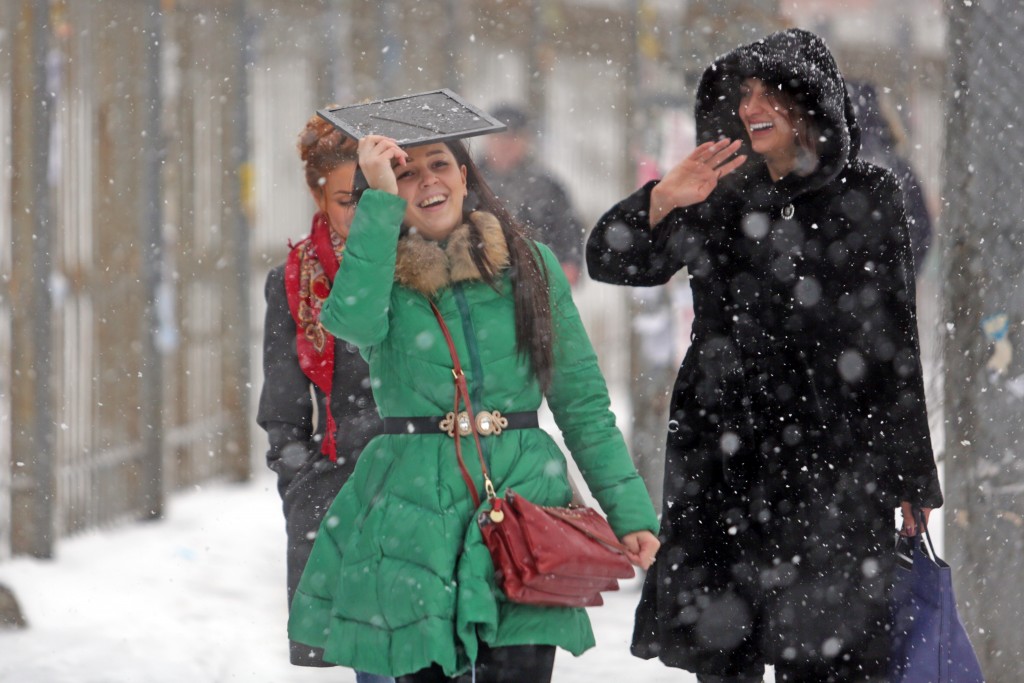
[396,644,556,683]
[696,671,888,683]
[696,674,764,683]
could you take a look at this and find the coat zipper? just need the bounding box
[452,284,492,464]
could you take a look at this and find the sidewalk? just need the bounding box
[0,470,699,683]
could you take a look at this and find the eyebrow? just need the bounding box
[391,149,447,167]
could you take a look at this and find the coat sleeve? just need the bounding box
[288,480,362,650]
[586,180,691,287]
[870,171,943,508]
[256,265,314,499]
[319,190,408,348]
[539,244,659,537]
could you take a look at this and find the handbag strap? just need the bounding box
[913,507,940,560]
[429,301,635,557]
[429,300,496,509]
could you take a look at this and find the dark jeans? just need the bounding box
[396,644,556,683]
[356,672,394,683]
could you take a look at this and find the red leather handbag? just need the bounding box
[430,302,635,608]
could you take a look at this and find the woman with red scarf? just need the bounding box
[257,113,391,683]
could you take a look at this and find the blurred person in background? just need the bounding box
[588,29,942,683]
[256,112,391,683]
[479,103,586,286]
[847,80,934,275]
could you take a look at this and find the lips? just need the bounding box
[749,121,774,132]
[418,194,447,208]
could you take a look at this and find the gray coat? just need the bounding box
[257,265,381,666]
[479,157,584,268]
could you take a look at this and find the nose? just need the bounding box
[744,92,765,114]
[419,168,439,187]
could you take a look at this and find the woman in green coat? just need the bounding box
[288,133,660,682]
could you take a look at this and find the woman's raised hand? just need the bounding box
[357,135,409,195]
[648,138,746,226]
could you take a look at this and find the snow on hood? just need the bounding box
[694,28,861,193]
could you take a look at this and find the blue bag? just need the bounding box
[889,512,985,683]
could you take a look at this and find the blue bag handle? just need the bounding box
[895,507,943,571]
[912,507,940,561]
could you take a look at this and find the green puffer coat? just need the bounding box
[288,190,658,677]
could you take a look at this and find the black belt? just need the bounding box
[383,410,538,436]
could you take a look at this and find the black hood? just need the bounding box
[694,28,860,195]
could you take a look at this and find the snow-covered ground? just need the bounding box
[1,271,947,683]
[0,469,720,683]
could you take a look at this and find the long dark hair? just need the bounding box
[444,139,555,392]
[768,86,820,163]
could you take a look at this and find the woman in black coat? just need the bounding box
[257,113,390,682]
[587,29,942,683]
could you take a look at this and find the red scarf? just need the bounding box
[284,213,345,460]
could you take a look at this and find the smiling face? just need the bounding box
[738,77,802,179]
[311,161,358,240]
[394,143,468,241]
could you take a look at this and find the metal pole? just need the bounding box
[139,0,165,519]
[226,0,253,482]
[29,0,56,558]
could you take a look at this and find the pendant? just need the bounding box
[781,204,795,220]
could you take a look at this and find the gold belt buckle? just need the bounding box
[439,410,508,437]
[476,410,508,436]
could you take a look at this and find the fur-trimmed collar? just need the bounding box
[394,211,510,296]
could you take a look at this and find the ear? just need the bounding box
[460,164,468,196]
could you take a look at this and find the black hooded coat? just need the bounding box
[587,30,942,680]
